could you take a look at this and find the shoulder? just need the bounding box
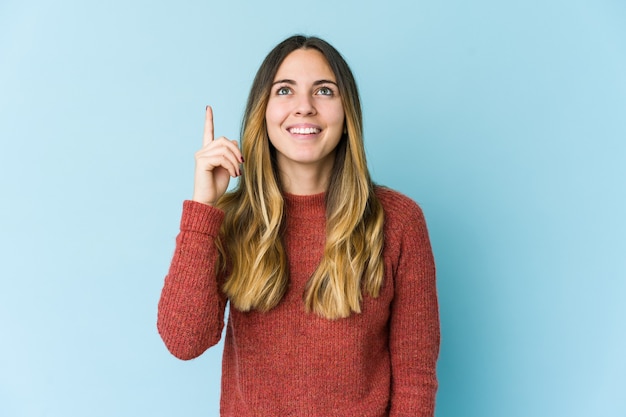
[374,186,427,230]
[374,186,434,278]
[374,186,432,255]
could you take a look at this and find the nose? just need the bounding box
[293,94,316,116]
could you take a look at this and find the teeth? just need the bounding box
[289,127,320,134]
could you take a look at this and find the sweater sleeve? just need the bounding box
[157,200,228,360]
[388,202,440,417]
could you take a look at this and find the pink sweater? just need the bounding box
[158,187,440,416]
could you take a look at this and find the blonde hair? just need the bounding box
[217,35,384,319]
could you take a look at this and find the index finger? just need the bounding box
[203,105,214,146]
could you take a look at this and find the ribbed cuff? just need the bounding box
[180,200,225,236]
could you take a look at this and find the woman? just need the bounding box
[158,35,440,417]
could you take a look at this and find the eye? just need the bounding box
[276,86,292,95]
[316,86,334,96]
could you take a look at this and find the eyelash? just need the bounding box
[274,86,335,96]
[316,86,334,96]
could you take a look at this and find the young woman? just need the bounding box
[158,35,440,417]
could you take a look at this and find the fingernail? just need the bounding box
[240,156,245,163]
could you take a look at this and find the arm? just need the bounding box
[158,105,242,359]
[157,200,228,360]
[389,203,440,417]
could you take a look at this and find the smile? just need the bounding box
[288,127,321,135]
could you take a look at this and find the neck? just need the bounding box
[277,159,334,195]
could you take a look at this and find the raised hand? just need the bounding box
[192,106,243,206]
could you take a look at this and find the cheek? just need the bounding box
[264,105,275,126]
[330,106,346,129]
[265,102,286,128]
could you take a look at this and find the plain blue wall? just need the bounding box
[1,0,624,416]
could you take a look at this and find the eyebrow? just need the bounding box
[272,79,338,87]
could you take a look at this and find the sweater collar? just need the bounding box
[283,192,326,220]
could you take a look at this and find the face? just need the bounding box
[265,48,345,178]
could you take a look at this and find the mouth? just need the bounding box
[287,126,321,135]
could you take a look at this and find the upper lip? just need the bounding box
[286,124,322,134]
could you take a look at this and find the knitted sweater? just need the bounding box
[157,187,440,417]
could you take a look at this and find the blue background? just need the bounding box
[1,0,625,416]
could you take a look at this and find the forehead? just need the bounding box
[274,48,336,81]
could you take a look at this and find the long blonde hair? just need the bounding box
[217,35,384,319]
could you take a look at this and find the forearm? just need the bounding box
[157,200,227,360]
[389,283,440,417]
